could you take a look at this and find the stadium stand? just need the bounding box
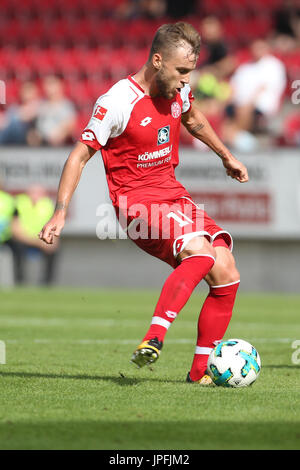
[0,0,299,146]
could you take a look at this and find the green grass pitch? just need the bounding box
[0,288,300,450]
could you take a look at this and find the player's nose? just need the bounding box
[181,74,190,85]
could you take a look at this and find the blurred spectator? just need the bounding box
[274,0,300,40]
[140,0,167,19]
[272,1,300,52]
[166,0,196,18]
[186,17,234,150]
[187,15,235,147]
[195,73,231,101]
[180,96,225,150]
[0,180,15,287]
[196,16,236,81]
[291,13,300,47]
[0,81,40,145]
[27,75,76,147]
[222,39,287,152]
[115,0,167,20]
[0,186,15,245]
[10,185,59,285]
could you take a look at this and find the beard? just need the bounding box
[155,68,176,99]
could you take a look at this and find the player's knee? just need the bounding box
[206,252,240,286]
[223,263,240,284]
[178,236,216,261]
[223,256,240,283]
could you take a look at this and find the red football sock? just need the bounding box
[143,255,215,343]
[189,280,240,381]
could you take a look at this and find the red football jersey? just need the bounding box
[80,75,194,210]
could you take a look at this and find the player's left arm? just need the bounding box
[181,103,249,183]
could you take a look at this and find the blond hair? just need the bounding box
[149,22,201,60]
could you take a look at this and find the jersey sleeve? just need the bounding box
[180,84,194,114]
[80,94,124,151]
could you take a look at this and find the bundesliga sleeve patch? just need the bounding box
[93,105,107,121]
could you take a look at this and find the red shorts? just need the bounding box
[119,196,233,269]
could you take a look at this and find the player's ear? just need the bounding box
[152,53,162,71]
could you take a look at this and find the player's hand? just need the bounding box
[222,154,249,183]
[39,212,66,245]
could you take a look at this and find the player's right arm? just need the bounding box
[39,141,96,244]
[39,85,127,245]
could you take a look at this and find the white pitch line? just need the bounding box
[0,318,120,327]
[2,318,300,333]
[3,338,296,345]
[4,338,193,345]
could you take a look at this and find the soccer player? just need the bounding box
[39,23,248,385]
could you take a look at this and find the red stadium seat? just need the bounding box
[281,52,300,82]
[65,79,91,107]
[0,0,292,117]
[201,0,228,17]
[234,48,252,66]
[27,48,55,77]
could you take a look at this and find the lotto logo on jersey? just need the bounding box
[93,105,107,121]
[140,117,152,127]
[81,131,95,141]
[165,310,177,319]
[157,125,170,146]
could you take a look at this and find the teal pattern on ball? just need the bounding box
[239,349,260,377]
[210,364,233,387]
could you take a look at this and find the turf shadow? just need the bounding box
[0,419,300,450]
[0,370,182,385]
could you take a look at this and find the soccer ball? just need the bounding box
[207,339,261,388]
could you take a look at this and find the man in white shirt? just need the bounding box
[223,39,287,151]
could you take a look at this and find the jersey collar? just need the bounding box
[127,74,145,94]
